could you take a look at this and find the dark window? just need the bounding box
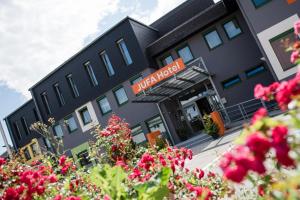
[221,75,242,89]
[53,124,64,138]
[177,46,193,63]
[113,87,128,106]
[53,83,65,106]
[13,122,21,140]
[223,19,242,39]
[245,65,266,78]
[270,28,299,71]
[252,0,271,8]
[117,38,133,66]
[23,147,31,161]
[66,74,79,98]
[100,51,115,76]
[97,96,112,115]
[77,150,92,167]
[204,29,223,49]
[161,55,174,66]
[33,109,39,121]
[84,61,98,86]
[21,117,30,135]
[65,116,78,133]
[41,92,51,115]
[79,107,92,125]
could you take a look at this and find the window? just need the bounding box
[30,143,39,157]
[161,55,174,66]
[223,19,242,39]
[204,30,223,49]
[84,62,98,86]
[79,107,92,125]
[97,96,112,115]
[221,75,242,89]
[77,150,92,167]
[66,74,79,98]
[130,75,144,96]
[13,122,21,140]
[21,117,30,135]
[23,147,31,161]
[270,28,298,71]
[245,65,266,78]
[131,125,147,144]
[65,116,78,133]
[100,51,115,76]
[53,83,65,106]
[117,38,133,66]
[53,124,64,138]
[113,87,129,106]
[33,109,39,121]
[252,0,271,8]
[146,115,167,134]
[41,92,51,115]
[177,46,194,63]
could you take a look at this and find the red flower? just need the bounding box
[258,185,265,196]
[224,164,247,183]
[3,187,19,200]
[0,157,6,166]
[271,126,288,144]
[246,132,271,158]
[59,155,67,166]
[65,196,81,200]
[54,195,63,200]
[251,108,267,124]
[48,174,58,183]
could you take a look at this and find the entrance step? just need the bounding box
[175,133,213,149]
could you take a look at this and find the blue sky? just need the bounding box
[0,0,219,154]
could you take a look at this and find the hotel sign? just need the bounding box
[131,58,185,95]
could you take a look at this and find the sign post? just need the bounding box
[0,121,13,158]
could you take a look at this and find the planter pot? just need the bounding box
[210,111,225,136]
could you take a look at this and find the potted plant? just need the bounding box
[203,114,219,139]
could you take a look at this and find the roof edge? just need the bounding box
[4,99,34,120]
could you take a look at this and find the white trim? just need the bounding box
[257,14,299,80]
[75,102,99,132]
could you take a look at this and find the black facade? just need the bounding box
[4,0,300,153]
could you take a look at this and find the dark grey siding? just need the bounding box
[4,100,40,148]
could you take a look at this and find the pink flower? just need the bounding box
[290,50,299,64]
[54,195,63,200]
[251,108,267,124]
[103,195,111,200]
[3,187,19,200]
[294,20,300,35]
[0,157,6,166]
[246,132,271,158]
[59,155,67,166]
[65,196,81,200]
[271,126,288,144]
[224,164,247,183]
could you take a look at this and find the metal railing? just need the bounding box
[217,98,282,126]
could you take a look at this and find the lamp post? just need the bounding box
[0,121,12,158]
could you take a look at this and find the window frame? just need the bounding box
[145,115,167,134]
[64,115,78,134]
[79,107,92,125]
[21,117,30,135]
[100,50,115,77]
[116,38,133,66]
[13,122,22,140]
[41,92,52,115]
[97,96,112,116]
[53,83,66,106]
[131,124,147,144]
[84,61,98,87]
[203,28,223,50]
[176,44,194,64]
[160,54,174,67]
[222,18,243,40]
[53,124,64,138]
[66,74,80,98]
[252,0,272,8]
[221,75,242,89]
[245,64,267,78]
[113,86,129,106]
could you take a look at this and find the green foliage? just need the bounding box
[203,114,219,136]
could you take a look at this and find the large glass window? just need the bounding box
[21,117,30,135]
[223,19,242,39]
[161,55,174,66]
[204,30,223,50]
[66,74,79,98]
[79,107,92,125]
[177,46,194,63]
[113,87,128,106]
[65,116,78,133]
[146,115,167,134]
[98,96,112,115]
[131,125,147,144]
[41,92,52,115]
[100,51,115,76]
[54,124,64,138]
[84,61,98,86]
[252,0,271,8]
[53,83,65,106]
[270,28,299,71]
[117,38,133,66]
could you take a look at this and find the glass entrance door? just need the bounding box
[184,103,204,132]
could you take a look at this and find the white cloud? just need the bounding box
[0,0,191,99]
[0,0,119,98]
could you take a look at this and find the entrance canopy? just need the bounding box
[132,58,210,103]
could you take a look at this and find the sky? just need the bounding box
[0,0,220,154]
